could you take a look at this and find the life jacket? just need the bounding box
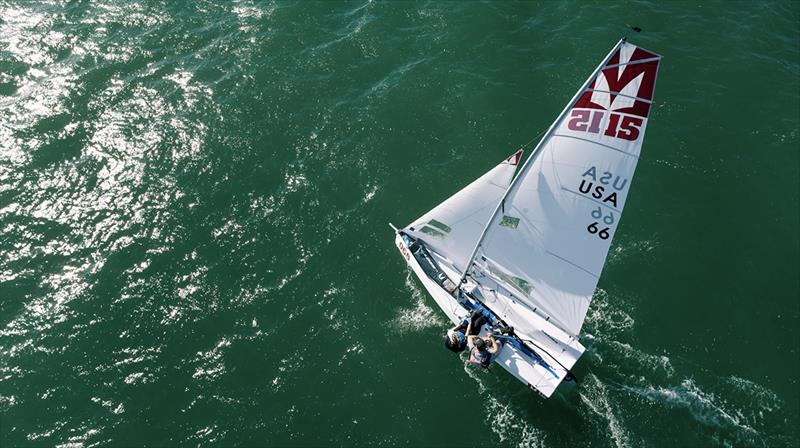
[469,346,492,368]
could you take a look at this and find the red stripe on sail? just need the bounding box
[505,149,523,166]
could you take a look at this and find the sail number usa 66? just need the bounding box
[567,109,643,142]
[579,166,627,241]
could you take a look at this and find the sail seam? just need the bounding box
[545,250,599,278]
[568,110,653,120]
[551,133,640,158]
[560,186,622,212]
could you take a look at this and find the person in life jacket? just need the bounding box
[444,310,488,353]
[467,333,500,368]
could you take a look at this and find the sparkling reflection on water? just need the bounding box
[1,1,798,447]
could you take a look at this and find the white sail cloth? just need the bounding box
[403,151,522,273]
[471,42,662,336]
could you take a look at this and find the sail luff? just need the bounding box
[457,37,627,287]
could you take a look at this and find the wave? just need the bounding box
[388,271,447,334]
[620,376,792,447]
[579,285,792,447]
[578,374,631,448]
[461,362,546,448]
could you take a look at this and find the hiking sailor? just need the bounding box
[467,333,500,368]
[444,310,488,353]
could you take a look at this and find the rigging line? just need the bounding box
[457,281,558,369]
[518,337,573,374]
[516,126,549,153]
[467,261,582,352]
[494,334,573,375]
[458,284,571,379]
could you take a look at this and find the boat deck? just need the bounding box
[396,232,583,397]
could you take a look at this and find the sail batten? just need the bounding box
[560,185,623,212]
[604,56,661,68]
[546,250,599,278]
[585,89,654,104]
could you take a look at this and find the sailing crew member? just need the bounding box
[444,310,488,353]
[467,333,500,368]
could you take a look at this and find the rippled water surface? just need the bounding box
[1,1,798,446]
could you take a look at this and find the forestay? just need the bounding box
[404,151,522,273]
[469,41,662,336]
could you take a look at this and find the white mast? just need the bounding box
[457,37,628,286]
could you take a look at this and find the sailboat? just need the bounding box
[392,38,661,397]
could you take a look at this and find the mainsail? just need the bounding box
[466,40,662,336]
[404,150,522,273]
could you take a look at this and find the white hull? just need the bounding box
[395,233,578,398]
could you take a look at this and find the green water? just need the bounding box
[1,1,798,447]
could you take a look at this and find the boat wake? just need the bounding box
[578,373,631,448]
[461,363,546,448]
[578,286,790,447]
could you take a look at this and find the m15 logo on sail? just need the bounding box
[568,46,658,142]
[567,46,659,239]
